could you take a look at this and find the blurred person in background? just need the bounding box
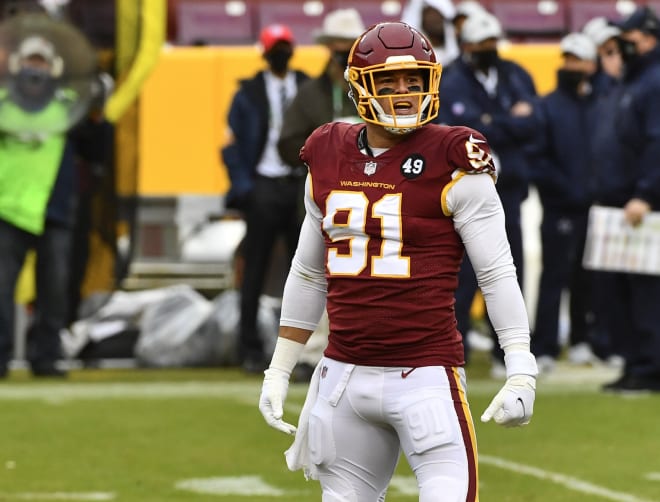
[277,8,366,383]
[581,16,626,368]
[437,9,538,374]
[583,16,623,90]
[447,2,490,353]
[66,72,114,325]
[278,8,365,166]
[0,34,74,377]
[222,24,309,373]
[453,0,488,41]
[529,33,599,374]
[591,6,660,392]
[401,0,460,66]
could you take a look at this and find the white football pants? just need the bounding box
[308,357,479,502]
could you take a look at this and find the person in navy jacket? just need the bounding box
[221,24,309,373]
[594,6,660,392]
[437,9,537,371]
[529,33,599,373]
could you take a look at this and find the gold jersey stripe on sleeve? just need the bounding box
[440,171,466,217]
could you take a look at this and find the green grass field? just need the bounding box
[0,356,659,502]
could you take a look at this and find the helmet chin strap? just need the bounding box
[370,95,432,135]
[383,117,420,135]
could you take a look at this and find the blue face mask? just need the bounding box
[12,66,57,112]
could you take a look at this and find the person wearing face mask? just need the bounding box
[0,23,100,378]
[528,33,600,374]
[579,17,629,369]
[275,9,366,383]
[582,16,623,94]
[1,35,71,137]
[453,1,488,43]
[589,6,660,392]
[278,8,365,168]
[222,24,309,374]
[0,35,69,379]
[437,9,538,375]
[401,0,460,66]
[9,50,60,112]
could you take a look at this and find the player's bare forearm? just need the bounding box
[279,325,314,345]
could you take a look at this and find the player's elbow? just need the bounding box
[476,261,517,288]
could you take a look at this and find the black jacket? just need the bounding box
[221,69,308,209]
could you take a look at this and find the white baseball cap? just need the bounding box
[460,10,503,43]
[8,35,64,77]
[423,0,457,20]
[313,8,366,44]
[455,1,488,19]
[560,32,597,61]
[17,35,57,62]
[582,16,621,47]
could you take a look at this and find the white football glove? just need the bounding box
[481,374,536,427]
[259,367,297,435]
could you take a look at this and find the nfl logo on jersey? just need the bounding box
[364,161,377,176]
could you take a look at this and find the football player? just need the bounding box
[259,21,538,501]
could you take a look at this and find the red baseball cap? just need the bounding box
[259,24,295,53]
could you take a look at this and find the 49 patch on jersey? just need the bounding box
[400,154,426,179]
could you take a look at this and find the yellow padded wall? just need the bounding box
[138,43,560,196]
[138,45,328,196]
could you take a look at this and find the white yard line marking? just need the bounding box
[0,376,633,403]
[480,455,658,502]
[0,381,304,417]
[0,382,268,402]
[174,476,310,497]
[176,476,285,496]
[0,493,115,500]
[644,473,660,481]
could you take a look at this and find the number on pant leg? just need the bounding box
[403,397,456,454]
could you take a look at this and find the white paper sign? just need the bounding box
[583,205,660,276]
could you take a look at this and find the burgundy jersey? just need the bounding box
[301,122,495,368]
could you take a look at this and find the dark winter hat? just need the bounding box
[615,6,660,37]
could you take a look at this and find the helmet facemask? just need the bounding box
[346,57,441,134]
[345,22,442,135]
